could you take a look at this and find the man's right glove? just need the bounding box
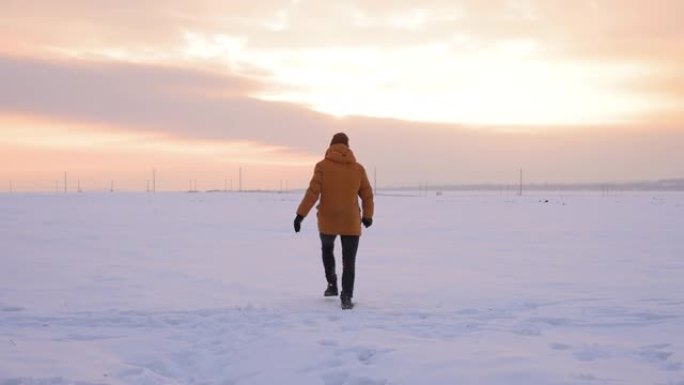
[362,217,373,228]
[293,215,304,233]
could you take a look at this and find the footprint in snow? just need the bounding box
[322,371,387,385]
[636,344,683,371]
[1,306,24,312]
[319,339,339,347]
[549,342,573,351]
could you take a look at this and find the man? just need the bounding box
[294,132,374,310]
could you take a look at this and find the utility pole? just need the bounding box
[374,167,377,193]
[64,172,67,193]
[518,168,523,196]
[188,179,198,192]
[9,180,12,194]
[152,168,156,193]
[110,180,114,193]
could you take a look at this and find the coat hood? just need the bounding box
[325,143,356,164]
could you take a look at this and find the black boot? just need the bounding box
[340,295,354,310]
[324,283,338,297]
[324,274,338,297]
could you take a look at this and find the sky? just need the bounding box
[1,0,683,191]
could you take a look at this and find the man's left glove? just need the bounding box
[293,215,304,233]
[362,217,373,228]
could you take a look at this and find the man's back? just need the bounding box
[297,143,373,236]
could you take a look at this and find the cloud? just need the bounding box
[4,0,684,126]
[334,116,684,185]
[0,54,336,152]
[2,52,683,185]
[3,0,683,54]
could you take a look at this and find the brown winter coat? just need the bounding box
[296,143,374,236]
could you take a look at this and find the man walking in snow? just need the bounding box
[293,132,374,310]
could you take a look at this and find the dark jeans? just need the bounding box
[320,233,359,298]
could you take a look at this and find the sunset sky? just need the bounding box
[1,0,683,191]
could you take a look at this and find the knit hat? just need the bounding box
[330,132,349,147]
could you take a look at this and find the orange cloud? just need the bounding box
[0,54,337,152]
[3,1,684,127]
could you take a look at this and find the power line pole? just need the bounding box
[518,168,523,196]
[152,168,156,193]
[188,179,198,192]
[374,167,377,192]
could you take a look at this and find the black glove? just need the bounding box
[362,217,373,228]
[293,215,304,233]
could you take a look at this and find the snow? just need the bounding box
[1,191,683,385]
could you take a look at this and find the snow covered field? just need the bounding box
[1,191,683,385]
